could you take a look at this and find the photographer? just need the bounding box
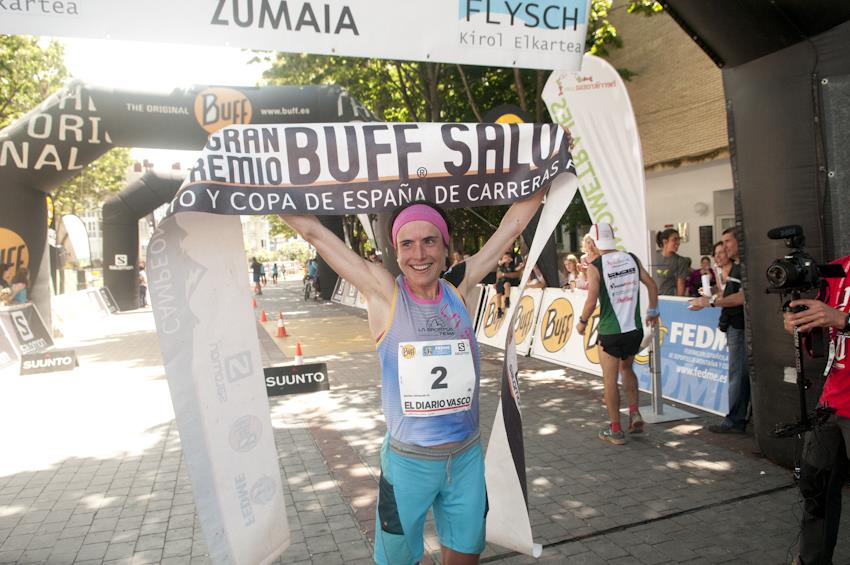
[783,256,850,565]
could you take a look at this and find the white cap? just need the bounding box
[588,223,617,251]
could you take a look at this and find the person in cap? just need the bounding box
[281,189,548,565]
[576,223,659,445]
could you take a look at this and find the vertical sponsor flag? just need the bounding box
[485,172,578,557]
[543,54,649,266]
[147,123,577,562]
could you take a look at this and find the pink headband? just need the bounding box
[391,204,450,249]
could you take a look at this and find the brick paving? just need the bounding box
[0,278,847,564]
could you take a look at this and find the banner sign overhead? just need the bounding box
[0,0,591,71]
[169,122,573,216]
[148,122,577,562]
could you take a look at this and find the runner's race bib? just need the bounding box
[398,339,475,417]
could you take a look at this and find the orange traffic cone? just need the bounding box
[276,316,288,338]
[251,297,257,309]
[293,341,304,365]
[260,310,268,322]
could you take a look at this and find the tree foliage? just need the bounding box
[0,35,68,129]
[52,147,134,216]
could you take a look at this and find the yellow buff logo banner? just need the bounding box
[147,122,578,563]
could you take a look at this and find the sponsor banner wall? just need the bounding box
[475,287,542,356]
[513,288,542,356]
[529,288,600,374]
[476,286,516,349]
[634,297,728,416]
[1,1,591,71]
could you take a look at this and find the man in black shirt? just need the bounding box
[689,227,749,433]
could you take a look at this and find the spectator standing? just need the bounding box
[652,228,689,296]
[579,234,600,280]
[576,223,659,445]
[138,264,148,308]
[689,227,748,433]
[250,257,263,295]
[686,256,716,297]
[560,253,584,289]
[712,241,733,293]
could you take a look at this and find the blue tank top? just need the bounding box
[377,275,480,446]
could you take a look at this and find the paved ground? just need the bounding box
[1,278,848,565]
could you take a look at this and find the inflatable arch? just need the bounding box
[0,80,375,318]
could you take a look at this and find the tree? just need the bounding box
[0,35,68,129]
[52,147,134,216]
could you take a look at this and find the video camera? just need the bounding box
[765,225,843,441]
[765,225,843,294]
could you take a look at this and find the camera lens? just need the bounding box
[766,259,798,289]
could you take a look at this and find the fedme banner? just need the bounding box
[634,298,728,416]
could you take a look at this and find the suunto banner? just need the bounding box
[0,0,591,71]
[148,122,577,562]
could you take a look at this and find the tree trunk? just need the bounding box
[456,65,482,121]
[536,70,545,122]
[513,68,528,112]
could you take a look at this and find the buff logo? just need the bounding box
[194,88,253,134]
[583,307,601,364]
[0,227,28,277]
[482,295,506,338]
[401,344,416,359]
[211,0,359,35]
[461,0,584,30]
[539,297,572,353]
[513,295,535,344]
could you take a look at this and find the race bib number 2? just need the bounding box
[398,339,475,417]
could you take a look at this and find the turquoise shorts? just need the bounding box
[373,433,487,565]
